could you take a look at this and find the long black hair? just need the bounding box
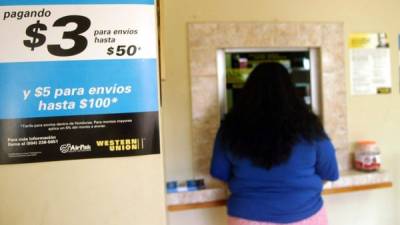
[220,62,327,169]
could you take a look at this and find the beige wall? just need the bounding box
[162,0,400,224]
[0,156,167,225]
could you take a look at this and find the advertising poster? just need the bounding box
[349,33,392,95]
[0,0,160,164]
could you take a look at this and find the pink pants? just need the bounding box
[228,207,328,225]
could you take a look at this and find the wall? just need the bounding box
[162,0,400,224]
[0,156,167,225]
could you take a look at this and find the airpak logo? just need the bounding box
[60,144,91,154]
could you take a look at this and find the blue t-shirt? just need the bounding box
[210,130,339,223]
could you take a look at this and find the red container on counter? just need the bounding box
[354,140,381,171]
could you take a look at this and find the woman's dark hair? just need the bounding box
[220,62,327,169]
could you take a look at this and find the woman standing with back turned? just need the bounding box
[210,62,339,225]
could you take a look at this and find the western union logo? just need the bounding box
[96,138,145,151]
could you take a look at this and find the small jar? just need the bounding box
[354,140,381,171]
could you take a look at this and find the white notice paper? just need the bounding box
[349,33,392,95]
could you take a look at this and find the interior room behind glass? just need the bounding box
[219,49,320,117]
